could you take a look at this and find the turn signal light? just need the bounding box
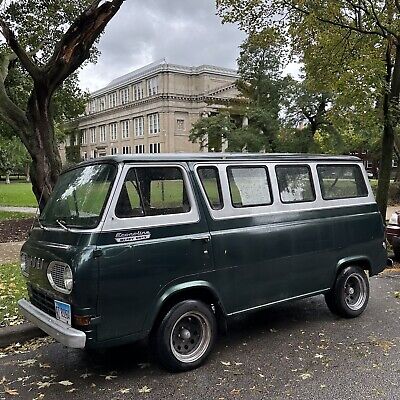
[73,315,92,326]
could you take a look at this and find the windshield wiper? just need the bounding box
[56,219,72,232]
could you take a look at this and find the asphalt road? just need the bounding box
[0,271,399,400]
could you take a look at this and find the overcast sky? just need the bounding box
[78,0,246,93]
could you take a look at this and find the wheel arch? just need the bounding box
[336,256,372,276]
[146,281,227,336]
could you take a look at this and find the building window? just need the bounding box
[121,120,130,139]
[89,100,96,113]
[122,146,132,155]
[110,147,119,155]
[83,151,88,160]
[148,113,160,135]
[98,97,106,111]
[135,144,145,154]
[90,127,96,144]
[134,116,144,137]
[99,125,106,143]
[81,130,87,145]
[149,143,161,154]
[147,77,159,96]
[133,83,144,100]
[110,123,118,141]
[120,88,130,105]
[176,119,185,130]
[109,92,118,108]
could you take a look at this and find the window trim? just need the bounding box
[316,164,369,201]
[227,165,273,209]
[104,164,200,231]
[197,166,224,211]
[275,164,316,204]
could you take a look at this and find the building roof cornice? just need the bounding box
[91,60,238,98]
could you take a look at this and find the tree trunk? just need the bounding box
[5,171,10,184]
[26,85,62,211]
[25,163,30,182]
[376,41,400,221]
[376,123,394,220]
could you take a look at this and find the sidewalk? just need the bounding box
[0,206,37,214]
[0,241,24,264]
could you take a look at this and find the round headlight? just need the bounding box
[63,266,73,291]
[47,262,73,294]
[20,253,28,277]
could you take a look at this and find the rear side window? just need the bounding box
[197,167,224,210]
[116,167,191,218]
[276,165,315,203]
[317,164,368,200]
[227,166,272,208]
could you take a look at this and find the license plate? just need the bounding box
[54,301,71,326]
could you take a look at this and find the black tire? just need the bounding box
[155,300,217,372]
[324,266,370,318]
[393,245,400,261]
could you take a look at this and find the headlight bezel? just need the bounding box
[47,261,73,295]
[388,213,400,226]
[20,252,29,277]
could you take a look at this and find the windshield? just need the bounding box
[40,163,117,229]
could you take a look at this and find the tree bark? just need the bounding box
[376,41,400,220]
[26,85,62,211]
[0,0,125,210]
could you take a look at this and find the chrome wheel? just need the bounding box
[344,273,367,311]
[170,311,212,363]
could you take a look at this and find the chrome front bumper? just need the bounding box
[18,299,86,349]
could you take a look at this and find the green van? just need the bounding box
[18,154,387,371]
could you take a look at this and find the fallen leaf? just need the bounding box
[118,388,131,394]
[5,388,19,396]
[221,361,231,366]
[18,359,36,367]
[59,380,73,386]
[138,385,152,393]
[37,381,51,389]
[299,373,312,380]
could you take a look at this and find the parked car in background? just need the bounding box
[386,211,400,258]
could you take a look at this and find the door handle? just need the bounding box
[191,234,211,243]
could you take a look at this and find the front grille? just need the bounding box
[28,286,56,318]
[48,264,67,291]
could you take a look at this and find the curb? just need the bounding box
[0,323,45,348]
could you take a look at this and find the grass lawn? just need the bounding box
[0,211,34,221]
[0,183,37,208]
[0,263,27,327]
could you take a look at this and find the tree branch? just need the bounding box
[0,18,41,81]
[395,0,400,14]
[365,0,398,39]
[45,0,125,92]
[282,1,387,38]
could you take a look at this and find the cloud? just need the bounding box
[79,0,245,92]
